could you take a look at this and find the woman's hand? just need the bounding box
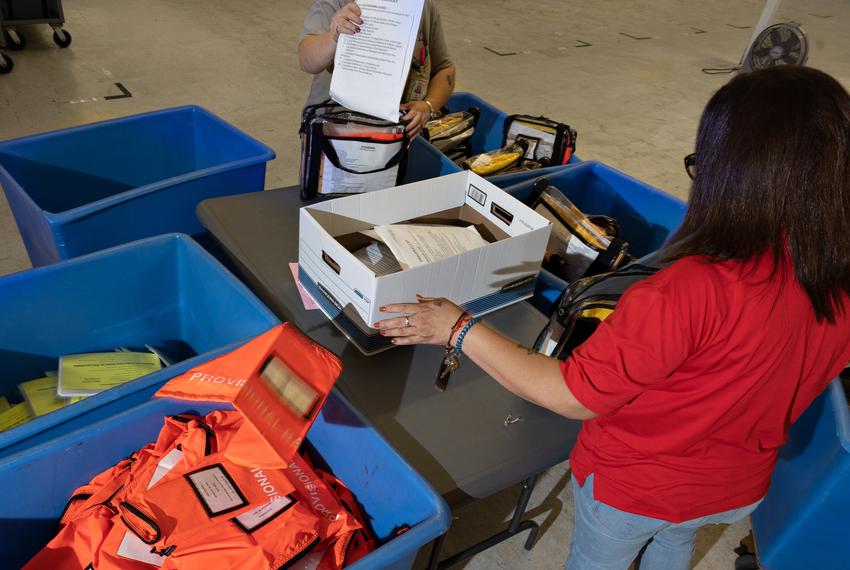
[377,294,595,419]
[375,295,464,345]
[298,2,362,73]
[331,3,362,42]
[400,101,431,137]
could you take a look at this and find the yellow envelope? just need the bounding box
[19,376,82,417]
[0,403,34,432]
[58,352,162,397]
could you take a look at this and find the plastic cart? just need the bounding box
[0,390,451,569]
[0,0,71,53]
[0,105,275,266]
[497,161,687,314]
[0,233,280,458]
[405,135,462,183]
[751,378,850,568]
[414,92,582,180]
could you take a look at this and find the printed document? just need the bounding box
[0,403,33,432]
[19,375,83,417]
[57,351,162,397]
[320,137,402,194]
[371,224,489,269]
[330,0,425,121]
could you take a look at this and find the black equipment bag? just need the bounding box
[502,114,578,166]
[299,101,409,199]
[534,253,666,359]
[527,178,631,282]
[422,107,480,154]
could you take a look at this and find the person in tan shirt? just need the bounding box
[299,0,456,136]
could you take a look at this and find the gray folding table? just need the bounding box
[197,187,581,568]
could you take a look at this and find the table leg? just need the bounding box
[427,533,448,570]
[434,474,542,569]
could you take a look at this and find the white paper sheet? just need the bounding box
[330,0,425,122]
[352,241,402,276]
[373,224,489,269]
[320,137,401,194]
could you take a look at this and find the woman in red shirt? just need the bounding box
[374,66,850,569]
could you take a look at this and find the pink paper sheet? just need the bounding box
[289,263,320,311]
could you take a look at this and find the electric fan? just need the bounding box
[741,22,809,71]
[702,0,810,74]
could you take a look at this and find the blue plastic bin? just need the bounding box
[496,161,687,314]
[0,391,451,569]
[445,92,508,158]
[405,135,462,182]
[0,106,276,266]
[751,379,850,569]
[0,233,279,457]
[414,92,582,181]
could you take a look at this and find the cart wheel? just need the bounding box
[52,29,72,48]
[3,29,25,51]
[0,53,14,74]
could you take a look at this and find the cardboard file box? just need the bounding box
[298,171,551,353]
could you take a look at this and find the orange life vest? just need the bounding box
[25,411,371,570]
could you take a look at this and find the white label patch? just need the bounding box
[564,236,599,281]
[233,495,294,532]
[185,465,247,516]
[508,122,556,161]
[116,532,166,566]
[288,550,325,570]
[319,138,401,195]
[147,448,184,489]
[261,357,319,419]
[467,184,487,206]
[365,242,384,265]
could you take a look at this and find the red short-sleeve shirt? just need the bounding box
[562,254,850,522]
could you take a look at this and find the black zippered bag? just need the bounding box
[502,114,577,166]
[534,254,666,358]
[299,101,409,199]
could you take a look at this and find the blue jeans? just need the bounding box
[566,474,761,570]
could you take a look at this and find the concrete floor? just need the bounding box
[1,0,849,568]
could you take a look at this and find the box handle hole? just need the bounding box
[490,202,514,226]
[322,251,341,274]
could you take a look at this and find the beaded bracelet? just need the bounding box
[455,318,480,356]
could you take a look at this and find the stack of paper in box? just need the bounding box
[352,223,490,276]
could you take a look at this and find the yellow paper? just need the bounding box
[0,403,34,432]
[58,352,162,397]
[0,396,10,412]
[19,376,81,417]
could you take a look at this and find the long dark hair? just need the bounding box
[665,66,850,323]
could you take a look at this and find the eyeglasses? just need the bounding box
[684,153,696,179]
